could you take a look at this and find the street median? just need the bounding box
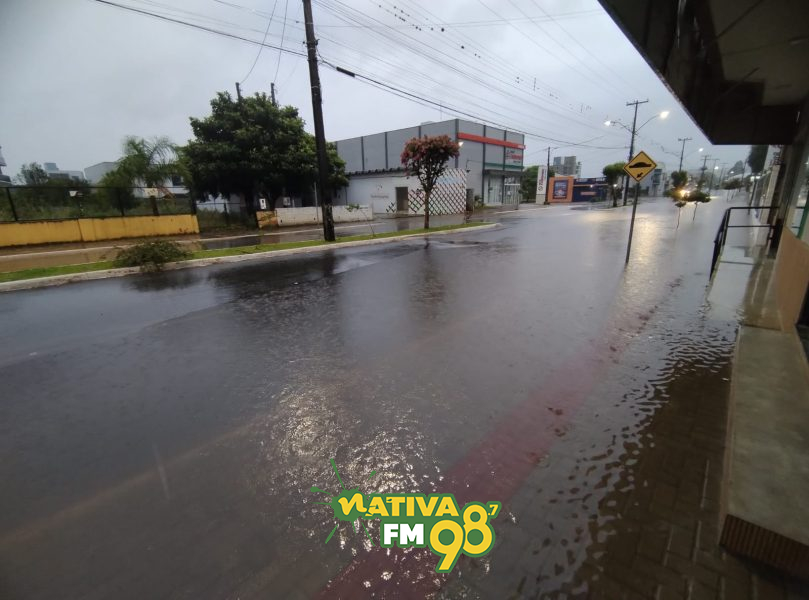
[0,222,497,292]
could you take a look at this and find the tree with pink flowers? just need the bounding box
[401,135,461,229]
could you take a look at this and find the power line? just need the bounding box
[91,0,630,151]
[273,0,289,84]
[240,0,279,84]
[322,60,627,149]
[316,0,616,136]
[527,0,642,96]
[496,0,628,99]
[92,0,307,58]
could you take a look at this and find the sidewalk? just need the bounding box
[0,208,536,273]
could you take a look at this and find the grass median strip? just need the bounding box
[0,222,489,284]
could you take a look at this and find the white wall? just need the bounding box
[344,174,414,214]
[276,205,374,226]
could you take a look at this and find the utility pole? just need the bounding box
[700,154,710,189]
[544,146,551,205]
[235,81,242,102]
[271,82,277,106]
[677,137,691,171]
[623,99,648,206]
[708,158,720,190]
[302,0,335,241]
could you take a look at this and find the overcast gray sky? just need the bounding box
[0,0,748,180]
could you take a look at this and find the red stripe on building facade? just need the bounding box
[457,132,525,150]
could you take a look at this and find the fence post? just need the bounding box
[71,187,84,218]
[5,188,18,222]
[116,188,125,217]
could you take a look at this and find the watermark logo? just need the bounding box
[311,459,501,572]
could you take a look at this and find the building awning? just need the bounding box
[597,0,809,144]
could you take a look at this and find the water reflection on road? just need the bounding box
[1,197,804,599]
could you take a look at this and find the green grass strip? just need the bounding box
[0,222,489,284]
[0,261,117,283]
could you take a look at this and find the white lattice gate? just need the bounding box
[385,168,467,215]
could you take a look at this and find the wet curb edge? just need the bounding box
[0,223,500,293]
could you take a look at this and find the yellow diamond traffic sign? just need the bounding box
[623,150,657,183]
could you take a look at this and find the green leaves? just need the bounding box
[182,91,347,205]
[101,136,181,189]
[601,162,627,184]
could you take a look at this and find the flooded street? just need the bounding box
[1,197,806,599]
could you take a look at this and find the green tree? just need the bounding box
[181,91,346,211]
[401,135,460,229]
[602,162,626,208]
[747,145,768,174]
[520,165,554,201]
[15,162,49,185]
[520,165,539,201]
[670,170,688,190]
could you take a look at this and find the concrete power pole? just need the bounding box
[302,0,336,241]
[544,146,551,205]
[623,99,648,206]
[677,137,691,172]
[700,154,711,189]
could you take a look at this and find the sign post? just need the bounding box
[535,166,547,202]
[622,150,658,264]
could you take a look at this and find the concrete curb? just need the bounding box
[0,223,499,293]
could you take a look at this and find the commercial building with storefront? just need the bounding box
[334,119,525,214]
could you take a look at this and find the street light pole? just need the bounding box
[677,137,691,171]
[544,146,551,205]
[623,99,648,206]
[302,0,336,241]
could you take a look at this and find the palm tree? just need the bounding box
[102,136,181,190]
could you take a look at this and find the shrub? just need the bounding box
[114,240,191,272]
[690,190,710,203]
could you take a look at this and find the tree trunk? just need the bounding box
[424,190,430,230]
[612,187,617,208]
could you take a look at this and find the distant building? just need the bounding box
[552,156,582,177]
[84,161,118,184]
[334,118,525,213]
[83,160,187,197]
[42,162,85,182]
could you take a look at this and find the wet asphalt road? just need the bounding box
[1,197,804,599]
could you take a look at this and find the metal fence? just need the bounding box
[194,200,257,231]
[0,186,195,222]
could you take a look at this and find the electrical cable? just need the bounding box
[239,0,279,84]
[272,0,289,84]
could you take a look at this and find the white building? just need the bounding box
[334,119,525,214]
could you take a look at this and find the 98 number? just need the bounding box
[429,503,496,572]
